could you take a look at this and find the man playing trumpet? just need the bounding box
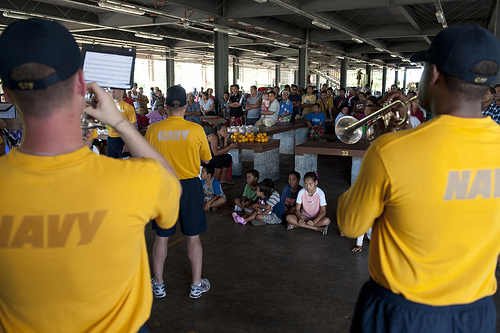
[338,25,500,332]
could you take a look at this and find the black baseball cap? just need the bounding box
[410,25,500,85]
[165,85,187,108]
[0,18,81,90]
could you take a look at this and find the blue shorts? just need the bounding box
[351,278,496,333]
[153,177,207,237]
[106,136,131,159]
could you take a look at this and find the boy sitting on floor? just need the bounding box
[201,164,227,212]
[234,169,259,213]
[281,171,303,216]
[232,178,285,226]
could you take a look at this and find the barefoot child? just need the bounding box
[232,178,284,225]
[201,164,227,212]
[281,171,303,216]
[234,169,259,212]
[286,172,330,235]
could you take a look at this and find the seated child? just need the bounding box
[305,103,326,141]
[261,92,270,112]
[352,228,372,252]
[232,178,285,225]
[281,171,303,216]
[286,171,330,235]
[201,164,227,212]
[335,105,350,125]
[234,169,259,213]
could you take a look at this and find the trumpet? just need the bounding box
[80,113,106,140]
[335,96,417,144]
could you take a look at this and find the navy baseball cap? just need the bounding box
[410,25,500,85]
[0,18,81,90]
[165,85,187,108]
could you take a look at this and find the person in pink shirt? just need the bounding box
[146,104,168,124]
[286,171,330,235]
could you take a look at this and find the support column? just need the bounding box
[403,70,407,91]
[382,67,387,94]
[275,64,281,87]
[165,50,174,88]
[394,70,399,88]
[233,58,239,85]
[214,31,229,109]
[316,74,320,88]
[340,58,347,89]
[366,64,372,90]
[298,47,308,89]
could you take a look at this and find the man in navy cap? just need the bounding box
[145,85,212,300]
[0,18,180,332]
[338,25,500,332]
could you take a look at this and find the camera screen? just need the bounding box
[81,44,136,90]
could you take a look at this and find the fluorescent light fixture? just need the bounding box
[3,11,30,20]
[274,41,290,47]
[311,19,330,30]
[208,44,214,49]
[311,50,322,54]
[98,1,145,15]
[286,57,297,61]
[375,47,384,52]
[213,26,238,35]
[254,0,268,2]
[254,52,268,56]
[311,61,319,64]
[351,37,363,44]
[337,56,345,59]
[135,33,163,40]
[390,54,398,58]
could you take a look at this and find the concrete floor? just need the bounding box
[144,154,500,333]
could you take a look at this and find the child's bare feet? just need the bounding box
[306,220,316,227]
[352,245,363,252]
[211,206,218,212]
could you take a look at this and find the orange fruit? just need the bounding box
[237,139,242,143]
[249,137,254,142]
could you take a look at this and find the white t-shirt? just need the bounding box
[200,99,214,113]
[266,100,280,121]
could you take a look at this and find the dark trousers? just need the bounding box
[351,278,496,333]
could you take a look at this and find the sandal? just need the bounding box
[322,225,329,236]
[287,223,295,230]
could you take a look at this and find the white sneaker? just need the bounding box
[234,205,243,212]
[189,278,210,299]
[151,278,166,298]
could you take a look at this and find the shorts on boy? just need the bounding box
[309,125,325,140]
[261,212,281,225]
[153,177,207,236]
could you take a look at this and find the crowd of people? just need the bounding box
[1,18,500,333]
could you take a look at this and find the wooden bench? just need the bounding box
[294,141,370,185]
[229,139,281,181]
[252,120,309,154]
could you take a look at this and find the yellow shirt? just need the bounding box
[145,116,212,180]
[317,97,334,117]
[301,94,317,115]
[338,115,500,306]
[108,101,137,138]
[0,147,180,332]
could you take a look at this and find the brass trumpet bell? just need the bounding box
[335,116,363,144]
